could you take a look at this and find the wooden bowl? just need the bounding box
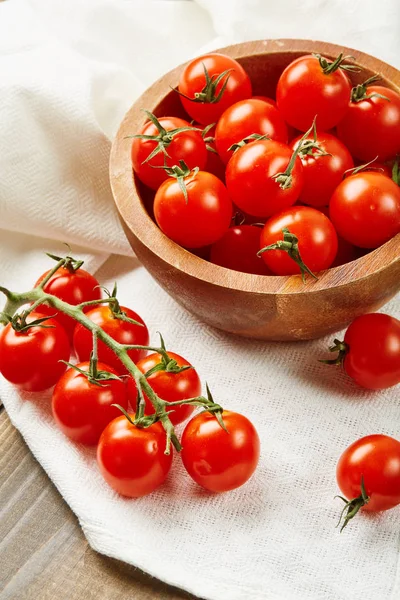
[110,39,400,341]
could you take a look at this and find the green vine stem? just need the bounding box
[0,269,224,454]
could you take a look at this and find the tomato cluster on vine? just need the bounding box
[130,52,400,280]
[0,254,260,498]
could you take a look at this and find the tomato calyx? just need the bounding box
[2,309,56,333]
[297,118,331,159]
[127,111,200,164]
[200,122,218,154]
[163,159,199,203]
[313,52,359,75]
[344,156,381,178]
[336,476,370,532]
[144,333,193,377]
[273,121,315,190]
[175,64,233,105]
[392,156,400,186]
[46,251,84,273]
[228,133,270,154]
[100,284,144,327]
[258,227,318,283]
[66,331,122,386]
[319,338,349,366]
[350,75,390,103]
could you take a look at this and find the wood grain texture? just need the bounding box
[110,39,400,341]
[0,408,196,600]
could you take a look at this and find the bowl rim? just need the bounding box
[110,38,400,296]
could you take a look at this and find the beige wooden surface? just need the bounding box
[0,407,197,600]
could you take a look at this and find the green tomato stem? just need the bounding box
[0,284,224,453]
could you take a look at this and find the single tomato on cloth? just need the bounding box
[97,415,173,498]
[324,313,400,390]
[336,435,400,530]
[127,351,201,426]
[178,53,252,125]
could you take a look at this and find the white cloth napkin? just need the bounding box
[1,1,399,599]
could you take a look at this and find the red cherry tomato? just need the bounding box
[97,415,172,497]
[340,313,400,389]
[215,99,288,164]
[52,361,129,445]
[337,85,400,162]
[329,172,400,248]
[337,434,400,513]
[127,351,201,426]
[181,410,260,492]
[260,206,338,276]
[178,53,252,125]
[276,54,352,131]
[290,132,354,207]
[210,225,270,275]
[35,266,101,341]
[131,116,207,190]
[225,139,304,217]
[154,170,232,248]
[73,305,149,374]
[0,313,70,391]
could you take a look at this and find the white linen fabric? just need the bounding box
[0,1,399,599]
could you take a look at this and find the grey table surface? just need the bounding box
[0,404,197,600]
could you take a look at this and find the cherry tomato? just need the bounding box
[181,410,260,492]
[154,169,232,248]
[0,313,70,391]
[225,139,304,218]
[131,116,207,190]
[210,225,270,275]
[73,306,149,374]
[337,84,400,162]
[52,361,129,445]
[97,415,172,497]
[329,172,400,248]
[276,54,352,131]
[35,266,101,341]
[178,53,252,125]
[260,206,338,276]
[215,99,288,164]
[127,351,201,426]
[339,313,400,389]
[337,434,400,512]
[290,132,354,207]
